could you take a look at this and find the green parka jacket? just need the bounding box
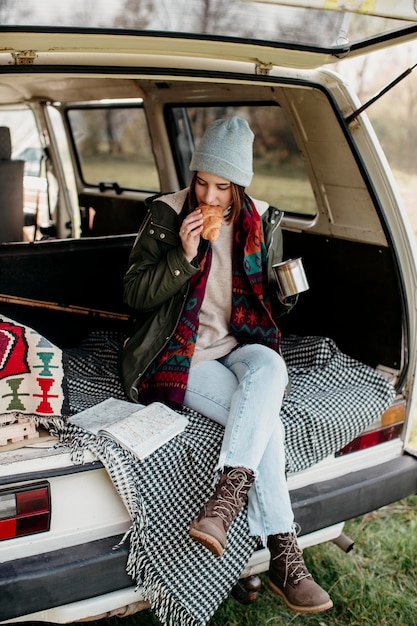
[120,189,294,402]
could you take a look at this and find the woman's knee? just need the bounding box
[231,344,288,385]
[184,360,238,426]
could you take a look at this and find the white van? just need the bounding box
[1,2,417,623]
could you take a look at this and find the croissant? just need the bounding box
[199,204,224,242]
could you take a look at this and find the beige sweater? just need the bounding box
[191,218,238,367]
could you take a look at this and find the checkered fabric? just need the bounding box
[65,331,395,473]
[63,410,257,626]
[62,331,395,625]
[64,331,127,414]
[280,334,396,472]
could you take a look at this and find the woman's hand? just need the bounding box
[180,209,204,262]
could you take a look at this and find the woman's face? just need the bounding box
[195,172,233,210]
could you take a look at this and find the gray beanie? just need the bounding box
[189,116,254,187]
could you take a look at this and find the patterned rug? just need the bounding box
[0,314,68,421]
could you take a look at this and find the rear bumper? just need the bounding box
[0,535,131,622]
[1,454,417,622]
[293,454,417,535]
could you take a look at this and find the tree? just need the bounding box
[114,0,156,29]
[0,0,34,23]
[114,0,241,33]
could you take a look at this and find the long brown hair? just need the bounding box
[188,172,245,224]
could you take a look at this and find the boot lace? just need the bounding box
[206,468,253,525]
[272,531,312,587]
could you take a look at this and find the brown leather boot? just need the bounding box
[267,532,333,613]
[190,466,254,557]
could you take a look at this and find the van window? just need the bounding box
[170,105,317,217]
[0,107,48,242]
[67,103,159,192]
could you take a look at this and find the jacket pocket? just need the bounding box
[146,220,179,246]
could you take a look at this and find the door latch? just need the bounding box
[12,50,37,65]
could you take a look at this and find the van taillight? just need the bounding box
[336,399,406,457]
[0,482,50,540]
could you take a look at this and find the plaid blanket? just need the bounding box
[280,334,396,472]
[0,319,396,624]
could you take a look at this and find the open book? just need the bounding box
[69,397,189,460]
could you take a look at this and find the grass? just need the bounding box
[83,496,417,626]
[80,156,318,217]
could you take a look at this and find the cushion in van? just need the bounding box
[0,315,69,419]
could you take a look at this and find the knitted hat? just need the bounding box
[189,116,254,187]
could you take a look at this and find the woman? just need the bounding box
[120,117,332,614]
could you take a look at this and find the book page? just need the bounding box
[69,397,145,435]
[101,402,189,459]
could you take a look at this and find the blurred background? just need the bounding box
[1,0,416,233]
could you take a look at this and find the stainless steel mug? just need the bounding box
[272,257,309,299]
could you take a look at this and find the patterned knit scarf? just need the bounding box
[138,196,280,405]
[230,196,280,350]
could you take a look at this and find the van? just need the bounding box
[1,2,417,623]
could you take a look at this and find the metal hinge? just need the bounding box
[254,59,273,75]
[12,50,37,65]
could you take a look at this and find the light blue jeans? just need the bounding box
[184,343,294,544]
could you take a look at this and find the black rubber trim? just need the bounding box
[0,460,103,486]
[0,534,131,621]
[292,454,417,535]
[0,25,350,56]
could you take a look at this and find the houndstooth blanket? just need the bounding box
[0,311,395,625]
[63,410,256,626]
[61,331,395,625]
[64,331,395,473]
[279,334,396,472]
